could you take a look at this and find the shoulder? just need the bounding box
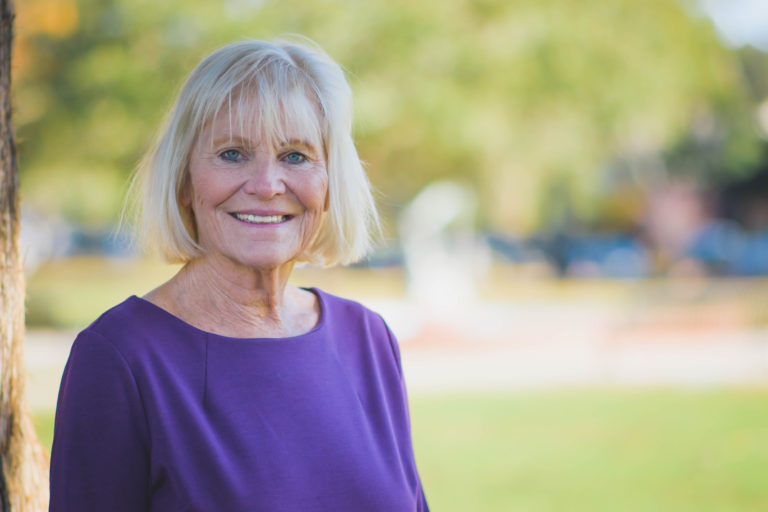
[311,287,374,312]
[312,287,389,331]
[87,295,146,335]
[74,295,200,365]
[312,287,403,371]
[63,297,145,375]
[77,296,148,347]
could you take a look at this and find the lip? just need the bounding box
[231,209,294,216]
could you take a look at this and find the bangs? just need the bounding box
[198,58,325,152]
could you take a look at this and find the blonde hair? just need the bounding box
[127,37,379,266]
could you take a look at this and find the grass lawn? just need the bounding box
[35,389,768,511]
[409,389,768,511]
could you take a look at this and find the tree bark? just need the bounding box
[0,0,50,510]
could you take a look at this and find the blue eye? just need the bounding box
[220,149,242,162]
[284,151,306,164]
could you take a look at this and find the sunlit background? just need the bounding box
[13,0,768,510]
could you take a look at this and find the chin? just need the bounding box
[233,252,298,270]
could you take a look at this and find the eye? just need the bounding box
[219,149,243,162]
[283,151,307,164]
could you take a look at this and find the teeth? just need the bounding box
[233,213,287,224]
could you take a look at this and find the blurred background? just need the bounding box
[13,0,768,510]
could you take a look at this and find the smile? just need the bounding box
[231,213,291,224]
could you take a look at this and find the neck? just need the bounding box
[190,255,293,310]
[161,254,300,337]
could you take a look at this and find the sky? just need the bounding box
[698,0,768,52]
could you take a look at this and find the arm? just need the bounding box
[49,329,150,511]
[380,318,430,512]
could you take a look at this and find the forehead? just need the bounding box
[199,87,324,149]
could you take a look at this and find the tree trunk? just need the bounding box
[0,0,50,510]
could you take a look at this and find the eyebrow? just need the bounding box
[211,135,251,148]
[280,138,320,154]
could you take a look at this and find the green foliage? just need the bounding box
[14,0,765,230]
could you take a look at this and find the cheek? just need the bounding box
[190,172,235,209]
[187,174,235,242]
[298,173,328,212]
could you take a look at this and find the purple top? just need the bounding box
[50,288,428,511]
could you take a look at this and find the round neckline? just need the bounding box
[128,287,326,342]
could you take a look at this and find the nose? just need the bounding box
[242,153,286,199]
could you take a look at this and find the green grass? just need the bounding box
[35,389,768,511]
[32,411,55,453]
[410,389,768,512]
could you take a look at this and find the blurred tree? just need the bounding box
[0,0,49,509]
[12,0,766,233]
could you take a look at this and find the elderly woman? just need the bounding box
[49,38,429,511]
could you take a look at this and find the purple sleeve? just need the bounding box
[49,329,150,511]
[381,319,430,512]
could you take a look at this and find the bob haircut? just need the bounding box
[128,37,379,266]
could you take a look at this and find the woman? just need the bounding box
[49,38,429,511]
